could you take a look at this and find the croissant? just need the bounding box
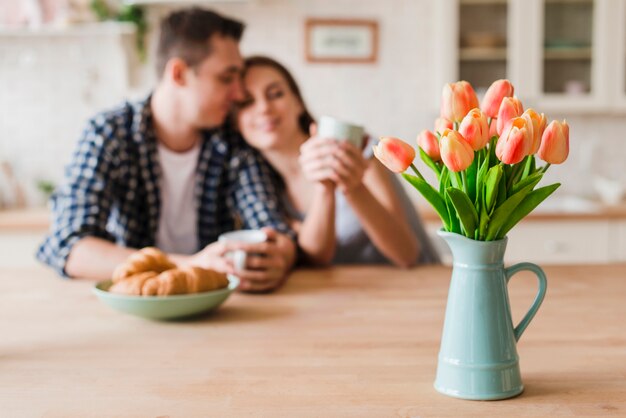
[112,247,176,283]
[109,248,229,296]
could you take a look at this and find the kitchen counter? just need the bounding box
[3,198,626,233]
[1,264,625,417]
[418,198,626,223]
[0,208,50,231]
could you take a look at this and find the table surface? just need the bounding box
[1,264,625,417]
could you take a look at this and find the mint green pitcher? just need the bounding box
[434,230,547,400]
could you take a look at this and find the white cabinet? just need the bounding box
[435,0,624,114]
[614,1,626,110]
[425,217,625,265]
[505,219,611,264]
[0,232,45,269]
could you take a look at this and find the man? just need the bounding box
[37,8,296,293]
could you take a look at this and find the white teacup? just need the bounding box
[218,229,268,271]
[317,115,365,148]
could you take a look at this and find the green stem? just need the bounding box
[453,121,459,131]
[410,163,425,180]
[461,170,468,195]
[542,163,551,174]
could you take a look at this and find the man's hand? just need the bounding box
[236,228,296,293]
[182,241,243,275]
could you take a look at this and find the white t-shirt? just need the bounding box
[155,141,201,255]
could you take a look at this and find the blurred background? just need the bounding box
[1,0,625,265]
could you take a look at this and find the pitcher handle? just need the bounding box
[505,262,547,342]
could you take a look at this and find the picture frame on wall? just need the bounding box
[305,19,378,64]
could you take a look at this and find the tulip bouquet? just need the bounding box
[374,79,569,241]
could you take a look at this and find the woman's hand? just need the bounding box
[299,135,366,193]
[330,141,367,193]
[299,135,340,188]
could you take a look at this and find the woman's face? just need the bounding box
[236,65,305,151]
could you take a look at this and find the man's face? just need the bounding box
[181,35,244,129]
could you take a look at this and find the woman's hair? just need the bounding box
[239,56,315,135]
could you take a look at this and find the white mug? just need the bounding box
[317,115,365,148]
[218,230,267,271]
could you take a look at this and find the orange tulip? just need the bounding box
[434,117,453,135]
[538,120,569,164]
[416,130,441,161]
[458,108,490,151]
[521,109,547,155]
[373,137,416,173]
[480,79,514,119]
[496,117,532,165]
[496,97,524,136]
[440,81,479,123]
[439,129,474,172]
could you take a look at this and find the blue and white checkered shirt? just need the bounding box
[37,95,293,277]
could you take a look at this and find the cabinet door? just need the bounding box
[614,1,626,109]
[505,220,612,264]
[521,0,613,112]
[458,0,509,94]
[434,0,511,96]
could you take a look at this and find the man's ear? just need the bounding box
[164,58,189,86]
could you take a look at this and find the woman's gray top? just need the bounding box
[284,139,440,265]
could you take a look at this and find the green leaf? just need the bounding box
[496,183,561,239]
[466,156,478,203]
[446,187,478,238]
[449,171,462,189]
[508,156,528,189]
[520,154,535,181]
[496,166,507,209]
[475,151,490,206]
[484,165,503,213]
[419,148,441,179]
[402,173,450,230]
[445,192,461,233]
[439,166,449,195]
[488,136,498,168]
[510,171,543,196]
[478,200,490,240]
[485,182,537,240]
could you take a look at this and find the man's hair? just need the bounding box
[156,7,245,77]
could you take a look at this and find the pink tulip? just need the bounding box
[521,109,547,154]
[434,117,453,135]
[373,136,416,173]
[440,81,479,123]
[416,130,441,161]
[496,97,524,136]
[488,118,498,139]
[496,117,532,165]
[480,79,514,119]
[538,120,569,164]
[458,108,490,151]
[439,129,474,172]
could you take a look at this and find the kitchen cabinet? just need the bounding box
[423,206,626,265]
[0,209,48,268]
[435,0,622,113]
[615,1,626,110]
[0,232,44,268]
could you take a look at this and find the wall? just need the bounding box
[0,0,623,207]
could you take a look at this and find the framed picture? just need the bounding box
[305,19,378,64]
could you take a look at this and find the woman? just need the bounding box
[234,56,439,267]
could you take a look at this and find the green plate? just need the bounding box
[93,276,239,320]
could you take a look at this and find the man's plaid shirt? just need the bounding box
[37,95,293,277]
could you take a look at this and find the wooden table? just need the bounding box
[1,264,625,417]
